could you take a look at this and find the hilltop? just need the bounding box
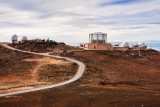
[0,42,160,107]
[9,40,80,53]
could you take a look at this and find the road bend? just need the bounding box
[0,44,85,97]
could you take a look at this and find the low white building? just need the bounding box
[113,42,130,51]
[132,42,147,50]
[120,42,129,47]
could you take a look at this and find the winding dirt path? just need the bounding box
[0,44,85,97]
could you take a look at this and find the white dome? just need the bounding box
[11,34,18,41]
[120,42,129,47]
[134,43,138,45]
[114,43,119,46]
[138,42,146,47]
[22,36,27,41]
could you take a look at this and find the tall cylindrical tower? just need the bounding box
[89,32,107,44]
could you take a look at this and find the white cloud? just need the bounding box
[0,0,160,44]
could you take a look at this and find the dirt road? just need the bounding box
[0,44,85,97]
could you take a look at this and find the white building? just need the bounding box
[132,42,147,50]
[11,34,18,43]
[82,32,113,50]
[120,42,129,47]
[21,36,27,42]
[113,42,130,51]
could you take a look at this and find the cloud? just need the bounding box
[0,0,159,43]
[98,0,146,6]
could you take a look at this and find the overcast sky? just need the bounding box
[0,0,160,44]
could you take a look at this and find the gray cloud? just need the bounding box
[0,0,159,42]
[98,0,147,7]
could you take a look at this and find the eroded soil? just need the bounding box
[0,43,160,107]
[0,46,77,94]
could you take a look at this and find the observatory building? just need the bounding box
[113,42,130,51]
[131,42,147,50]
[82,32,113,50]
[11,34,18,44]
[21,36,28,43]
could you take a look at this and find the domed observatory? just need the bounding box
[83,32,113,50]
[132,42,147,50]
[138,42,146,47]
[120,42,129,47]
[113,42,130,51]
[11,34,18,44]
[138,42,147,50]
[21,36,27,43]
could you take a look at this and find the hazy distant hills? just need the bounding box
[145,40,160,43]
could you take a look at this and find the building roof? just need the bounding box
[89,32,107,35]
[120,42,129,47]
[138,42,146,47]
[21,36,27,41]
[11,34,18,41]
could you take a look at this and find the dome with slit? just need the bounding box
[134,43,138,45]
[21,36,27,41]
[138,42,146,47]
[11,34,18,41]
[120,42,129,47]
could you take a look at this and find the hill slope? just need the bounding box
[1,43,160,107]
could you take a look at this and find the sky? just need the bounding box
[0,0,160,44]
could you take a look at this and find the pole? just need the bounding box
[139,51,141,59]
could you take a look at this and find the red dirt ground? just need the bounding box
[0,43,160,107]
[0,45,77,94]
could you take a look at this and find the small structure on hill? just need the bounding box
[35,38,45,43]
[82,32,113,50]
[21,36,27,43]
[11,34,18,44]
[113,42,130,51]
[131,42,147,50]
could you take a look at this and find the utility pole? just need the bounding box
[138,51,141,59]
